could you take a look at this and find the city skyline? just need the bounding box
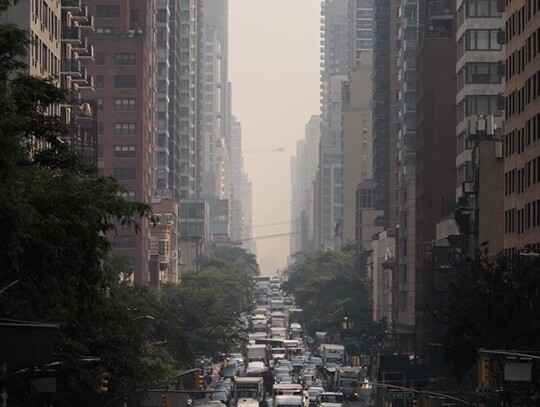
[229,0,321,275]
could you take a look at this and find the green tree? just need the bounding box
[202,245,260,277]
[174,265,254,356]
[0,15,188,406]
[440,252,540,377]
[283,250,371,337]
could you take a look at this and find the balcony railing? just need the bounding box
[77,74,94,90]
[61,59,82,77]
[62,27,81,43]
[61,0,82,11]
[71,35,88,52]
[77,44,94,59]
[70,66,88,83]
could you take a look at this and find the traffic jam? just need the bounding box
[196,276,371,407]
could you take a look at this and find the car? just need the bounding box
[318,392,344,407]
[221,363,238,379]
[307,387,324,406]
[310,357,323,369]
[301,373,316,387]
[275,359,293,371]
[274,366,291,378]
[276,375,293,384]
[211,391,230,406]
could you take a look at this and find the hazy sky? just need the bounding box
[229,0,321,276]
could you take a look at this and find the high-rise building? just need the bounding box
[202,0,230,145]
[453,0,505,257]
[2,0,97,165]
[241,173,255,254]
[2,1,61,79]
[341,53,373,247]
[82,0,158,284]
[341,0,374,249]
[291,116,322,257]
[502,0,540,253]
[395,0,418,341]
[229,117,243,242]
[414,0,456,359]
[197,0,233,246]
[372,0,391,232]
[317,0,348,249]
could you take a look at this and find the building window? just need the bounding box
[114,235,136,248]
[118,191,136,202]
[95,27,121,35]
[96,75,104,88]
[114,75,137,88]
[464,63,502,84]
[157,134,167,147]
[114,145,136,158]
[465,0,501,17]
[157,152,166,165]
[97,122,104,136]
[114,53,136,65]
[114,122,136,135]
[114,98,136,111]
[466,95,502,116]
[113,167,136,180]
[97,145,104,158]
[96,5,120,18]
[156,9,167,22]
[465,29,502,50]
[97,98,104,111]
[96,52,104,65]
[130,9,138,23]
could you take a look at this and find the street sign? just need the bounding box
[386,391,414,399]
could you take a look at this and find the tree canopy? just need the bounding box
[440,252,540,377]
[283,250,371,338]
[201,245,260,277]
[0,7,260,405]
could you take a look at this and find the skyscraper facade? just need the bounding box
[396,0,419,334]
[291,116,322,257]
[502,0,540,253]
[82,0,158,284]
[317,0,348,249]
[414,0,457,358]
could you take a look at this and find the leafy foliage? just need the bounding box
[440,253,540,376]
[174,264,254,355]
[201,245,260,277]
[283,250,371,337]
[0,9,258,406]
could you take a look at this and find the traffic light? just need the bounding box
[161,392,170,407]
[195,372,205,390]
[96,372,109,394]
[477,355,489,388]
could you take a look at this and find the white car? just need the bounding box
[319,392,344,407]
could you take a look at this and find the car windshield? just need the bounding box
[211,392,228,401]
[237,389,258,399]
[339,379,357,388]
[321,395,343,403]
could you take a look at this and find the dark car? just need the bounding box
[211,391,230,406]
[221,363,238,380]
